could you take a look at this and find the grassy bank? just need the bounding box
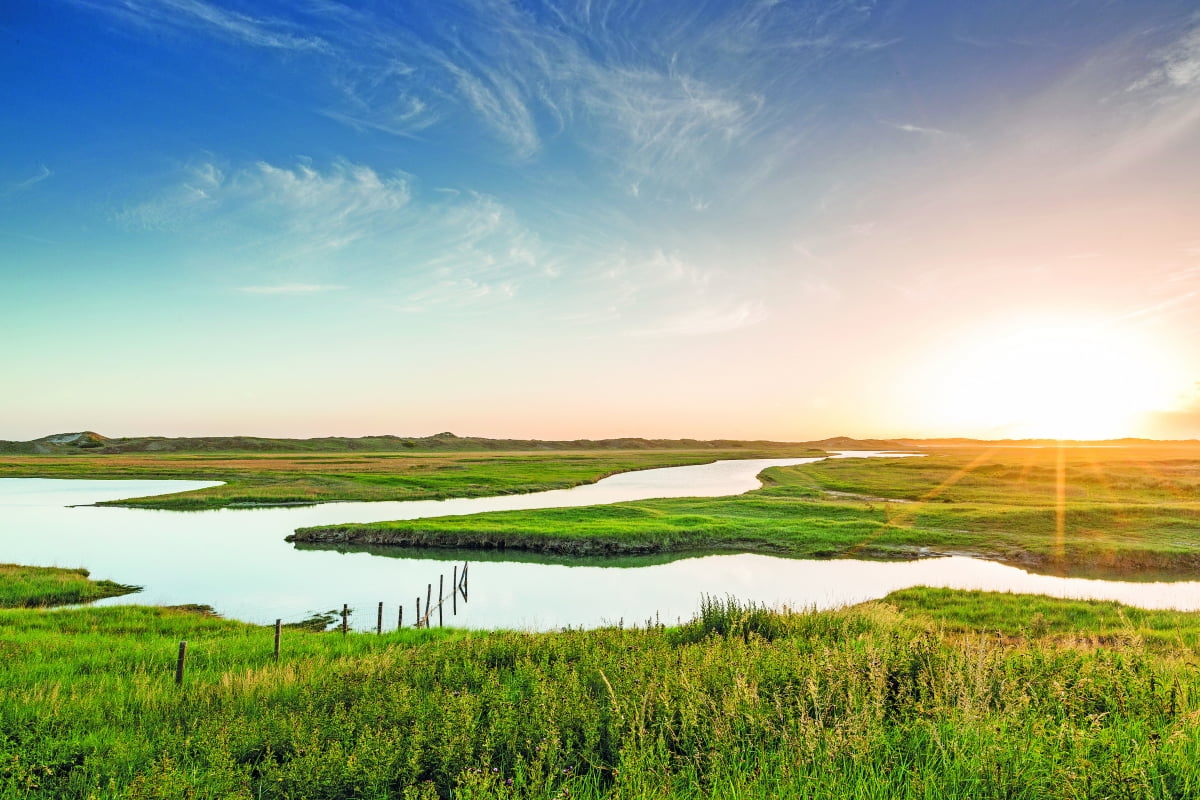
[886,586,1200,650]
[0,449,820,510]
[0,564,139,608]
[2,592,1200,798]
[293,445,1200,576]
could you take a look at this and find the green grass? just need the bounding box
[886,587,1200,651]
[296,446,1200,576]
[3,594,1200,798]
[0,564,139,608]
[0,449,821,510]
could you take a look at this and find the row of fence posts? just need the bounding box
[175,562,468,685]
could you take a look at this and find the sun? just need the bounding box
[923,317,1184,439]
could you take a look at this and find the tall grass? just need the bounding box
[0,564,138,607]
[2,596,1199,798]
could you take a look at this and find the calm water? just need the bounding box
[4,453,1200,630]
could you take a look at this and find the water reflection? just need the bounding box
[3,455,1200,630]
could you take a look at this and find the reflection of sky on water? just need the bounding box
[3,454,1199,631]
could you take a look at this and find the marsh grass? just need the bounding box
[304,446,1200,576]
[3,594,1200,798]
[0,564,138,608]
[0,449,819,510]
[887,587,1200,650]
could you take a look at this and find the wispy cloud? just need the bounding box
[1128,25,1200,92]
[67,0,328,52]
[886,121,949,137]
[627,301,767,338]
[2,165,53,199]
[72,0,882,189]
[321,61,439,138]
[1119,291,1199,322]
[571,248,769,338]
[238,283,346,295]
[15,165,52,190]
[117,162,223,230]
[437,58,541,159]
[120,157,552,311]
[395,277,516,313]
[122,158,411,240]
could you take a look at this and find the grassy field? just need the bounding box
[0,449,820,510]
[0,564,139,608]
[2,588,1200,799]
[294,445,1200,576]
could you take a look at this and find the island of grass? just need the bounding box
[0,563,139,607]
[4,585,1200,798]
[292,443,1200,577]
[0,431,834,510]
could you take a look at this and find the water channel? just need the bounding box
[3,452,1200,630]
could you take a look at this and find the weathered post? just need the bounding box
[341,604,349,635]
[416,597,422,628]
[398,605,404,629]
[425,583,432,626]
[377,602,383,634]
[175,640,187,686]
[438,575,444,627]
[453,565,458,616]
[274,619,281,661]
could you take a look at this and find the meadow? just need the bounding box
[296,445,1200,577]
[0,448,817,510]
[2,577,1200,799]
[5,443,1200,797]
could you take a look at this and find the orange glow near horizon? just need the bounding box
[921,317,1187,440]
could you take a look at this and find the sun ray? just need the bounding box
[844,448,1001,557]
[1055,442,1066,569]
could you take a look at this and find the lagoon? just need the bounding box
[3,452,1200,629]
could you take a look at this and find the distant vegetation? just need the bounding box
[0,430,877,455]
[0,564,138,608]
[0,449,826,510]
[0,431,845,510]
[2,592,1199,798]
[295,444,1200,577]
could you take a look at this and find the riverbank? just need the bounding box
[291,444,1200,578]
[3,587,1199,798]
[0,564,140,608]
[0,448,823,510]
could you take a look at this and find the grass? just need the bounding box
[3,593,1200,798]
[0,564,139,608]
[0,449,821,510]
[886,587,1200,651]
[294,445,1200,576]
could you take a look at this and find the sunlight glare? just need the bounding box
[927,319,1183,439]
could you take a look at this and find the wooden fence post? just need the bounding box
[438,575,444,627]
[377,602,383,634]
[425,583,432,626]
[341,604,349,635]
[398,605,404,629]
[274,619,281,661]
[416,597,421,628]
[175,640,187,685]
[453,565,458,616]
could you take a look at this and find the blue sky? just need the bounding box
[2,0,1199,440]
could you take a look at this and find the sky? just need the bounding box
[2,0,1199,442]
